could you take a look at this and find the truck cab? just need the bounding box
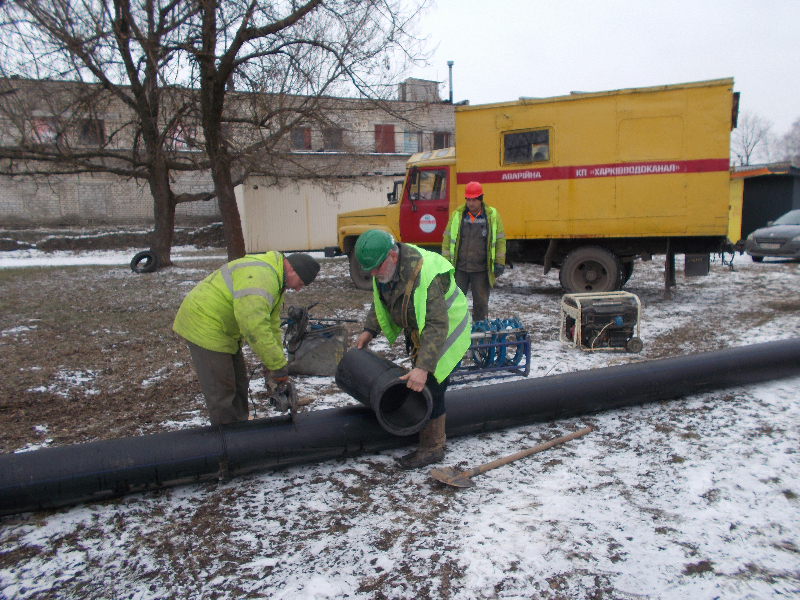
[338,148,456,289]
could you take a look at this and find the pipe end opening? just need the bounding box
[373,381,433,436]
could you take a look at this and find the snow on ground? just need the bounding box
[2,250,800,599]
[0,246,227,268]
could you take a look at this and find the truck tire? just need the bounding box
[559,246,622,293]
[621,260,635,285]
[349,251,373,291]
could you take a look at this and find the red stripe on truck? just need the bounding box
[456,158,730,185]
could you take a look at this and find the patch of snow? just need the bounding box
[2,250,800,598]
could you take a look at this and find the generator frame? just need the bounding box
[560,291,642,353]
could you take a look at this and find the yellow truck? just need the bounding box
[337,78,740,292]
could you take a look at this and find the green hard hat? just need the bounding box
[355,230,394,271]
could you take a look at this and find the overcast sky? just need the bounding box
[409,0,799,136]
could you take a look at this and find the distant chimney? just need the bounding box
[447,61,454,104]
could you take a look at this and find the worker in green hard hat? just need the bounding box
[353,229,472,469]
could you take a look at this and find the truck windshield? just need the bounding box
[409,169,448,201]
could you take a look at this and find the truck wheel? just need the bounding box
[349,251,373,291]
[621,261,635,285]
[559,246,622,293]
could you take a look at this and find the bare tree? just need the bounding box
[731,110,774,166]
[777,117,800,167]
[0,0,219,267]
[181,0,432,260]
[0,0,432,263]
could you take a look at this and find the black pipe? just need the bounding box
[2,338,800,516]
[335,348,433,436]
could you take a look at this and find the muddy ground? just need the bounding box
[1,229,800,599]
[0,227,795,455]
[0,223,226,253]
[0,225,376,453]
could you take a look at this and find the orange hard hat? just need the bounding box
[465,181,483,198]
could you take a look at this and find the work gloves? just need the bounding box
[494,264,505,277]
[265,366,290,393]
[265,366,298,415]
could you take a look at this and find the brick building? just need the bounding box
[0,77,455,227]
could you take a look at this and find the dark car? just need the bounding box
[744,209,800,262]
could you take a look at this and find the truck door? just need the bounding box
[399,167,450,245]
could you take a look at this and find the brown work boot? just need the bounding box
[398,414,446,469]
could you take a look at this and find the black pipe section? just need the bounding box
[335,348,433,436]
[2,338,800,516]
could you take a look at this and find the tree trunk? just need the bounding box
[148,163,178,268]
[212,161,246,261]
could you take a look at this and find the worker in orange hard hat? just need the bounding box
[441,181,506,322]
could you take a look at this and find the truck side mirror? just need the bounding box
[387,180,403,204]
[410,166,418,185]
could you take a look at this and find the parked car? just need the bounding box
[744,209,800,262]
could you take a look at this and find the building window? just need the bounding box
[375,124,395,153]
[291,127,312,150]
[78,119,105,147]
[170,123,198,151]
[403,131,421,153]
[433,131,451,150]
[503,129,550,164]
[323,127,343,151]
[31,118,58,144]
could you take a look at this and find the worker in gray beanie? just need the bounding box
[286,253,320,286]
[173,250,320,426]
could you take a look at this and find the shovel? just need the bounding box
[429,425,594,488]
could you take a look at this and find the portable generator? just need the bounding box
[559,292,643,353]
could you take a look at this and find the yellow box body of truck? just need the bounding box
[338,78,739,292]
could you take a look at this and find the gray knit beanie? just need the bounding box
[286,253,320,286]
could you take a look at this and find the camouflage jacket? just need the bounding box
[364,244,450,373]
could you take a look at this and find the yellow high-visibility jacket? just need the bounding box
[173,251,287,370]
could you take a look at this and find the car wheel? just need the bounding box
[349,251,373,291]
[559,246,622,293]
[130,250,159,273]
[751,255,764,263]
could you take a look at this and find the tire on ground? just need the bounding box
[559,246,622,293]
[751,255,764,262]
[349,250,373,290]
[130,250,160,274]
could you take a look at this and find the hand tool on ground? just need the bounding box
[268,379,300,427]
[429,425,594,488]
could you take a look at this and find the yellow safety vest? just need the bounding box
[443,204,505,286]
[372,245,471,382]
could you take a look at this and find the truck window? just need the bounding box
[409,168,448,201]
[503,129,550,164]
